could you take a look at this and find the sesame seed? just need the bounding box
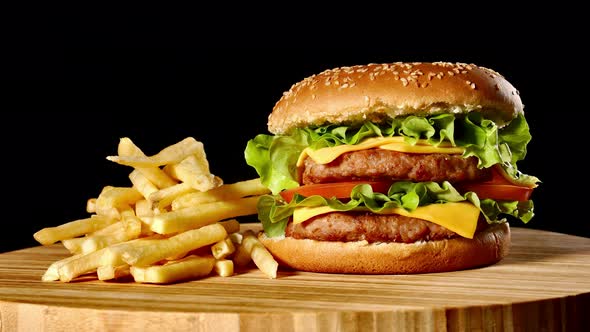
[401,77,408,86]
[448,71,455,76]
[340,83,349,89]
[461,70,468,74]
[470,83,476,89]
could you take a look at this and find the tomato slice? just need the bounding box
[279,181,391,203]
[457,183,533,201]
[455,165,535,201]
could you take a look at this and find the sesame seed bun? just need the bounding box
[268,62,523,135]
[258,223,510,274]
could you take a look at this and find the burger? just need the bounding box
[244,62,539,274]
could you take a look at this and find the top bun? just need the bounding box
[268,62,523,135]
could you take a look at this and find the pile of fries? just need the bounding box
[33,137,278,283]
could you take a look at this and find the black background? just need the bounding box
[4,23,589,252]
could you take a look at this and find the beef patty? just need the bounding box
[302,149,490,185]
[286,212,487,243]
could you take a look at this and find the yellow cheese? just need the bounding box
[296,137,465,167]
[292,202,480,239]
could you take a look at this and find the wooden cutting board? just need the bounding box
[1,224,589,332]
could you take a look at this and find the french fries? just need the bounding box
[172,178,270,210]
[33,215,117,245]
[107,137,206,167]
[34,136,278,284]
[131,255,216,284]
[121,223,227,266]
[146,196,260,234]
[97,265,131,281]
[214,260,234,277]
[211,237,236,260]
[236,230,278,279]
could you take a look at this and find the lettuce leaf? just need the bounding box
[245,113,537,195]
[258,182,535,237]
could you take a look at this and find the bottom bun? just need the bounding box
[258,222,510,274]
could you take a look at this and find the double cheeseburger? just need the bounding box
[245,62,539,274]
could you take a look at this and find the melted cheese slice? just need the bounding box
[292,202,480,239]
[296,137,465,167]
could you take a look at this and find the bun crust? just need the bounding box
[268,62,523,135]
[258,223,510,274]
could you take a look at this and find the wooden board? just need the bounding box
[0,224,589,332]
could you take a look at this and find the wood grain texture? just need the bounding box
[0,224,589,332]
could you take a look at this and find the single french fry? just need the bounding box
[95,187,143,219]
[130,255,215,284]
[211,237,236,260]
[238,230,278,279]
[42,253,83,282]
[101,237,165,267]
[61,237,85,255]
[122,223,227,266]
[80,217,142,254]
[149,183,195,211]
[107,137,205,167]
[119,205,136,219]
[214,260,234,277]
[172,178,269,210]
[86,198,97,213]
[229,232,242,245]
[149,196,259,234]
[137,167,178,189]
[58,247,108,282]
[34,215,117,245]
[97,264,131,281]
[165,154,221,192]
[129,169,159,200]
[219,219,240,234]
[135,199,153,218]
[100,186,115,196]
[117,137,145,157]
